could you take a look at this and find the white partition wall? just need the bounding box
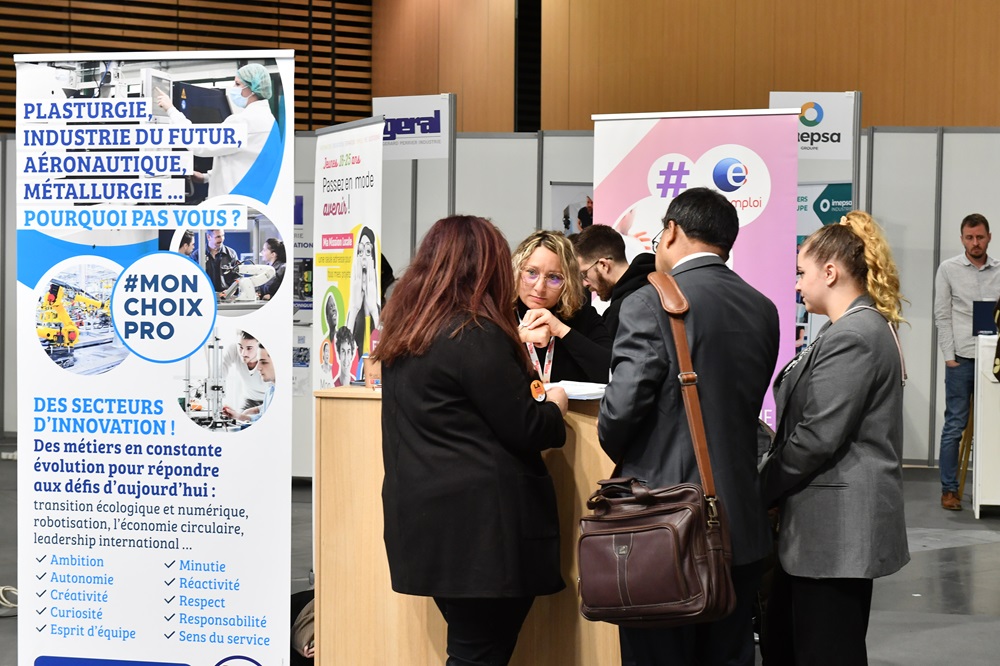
[381,159,415,272]
[869,129,941,463]
[454,133,539,249]
[540,131,594,230]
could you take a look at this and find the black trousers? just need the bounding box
[762,564,873,666]
[433,596,534,666]
[618,563,761,666]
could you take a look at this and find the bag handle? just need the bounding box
[647,272,721,524]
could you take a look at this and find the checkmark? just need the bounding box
[36,607,46,615]
[164,595,176,604]
[164,578,176,586]
[36,555,46,563]
[36,572,46,580]
[164,560,176,568]
[164,631,175,639]
[36,590,46,598]
[36,625,47,632]
[164,613,176,621]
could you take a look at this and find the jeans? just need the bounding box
[940,357,976,492]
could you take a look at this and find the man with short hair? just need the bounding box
[599,187,779,665]
[573,224,656,338]
[204,229,238,295]
[934,213,1000,510]
[334,325,357,387]
[223,344,276,423]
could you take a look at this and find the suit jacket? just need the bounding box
[599,256,780,566]
[381,318,567,597]
[760,295,909,579]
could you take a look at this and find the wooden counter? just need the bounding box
[314,387,621,664]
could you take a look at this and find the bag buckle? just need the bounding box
[706,496,720,527]
[678,371,698,386]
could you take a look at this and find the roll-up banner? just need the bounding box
[592,109,799,428]
[313,120,384,390]
[15,50,295,666]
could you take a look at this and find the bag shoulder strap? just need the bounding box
[647,272,720,511]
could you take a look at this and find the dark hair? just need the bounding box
[358,226,376,253]
[962,213,990,234]
[662,187,739,253]
[205,229,223,240]
[238,330,257,342]
[573,224,626,264]
[373,216,525,366]
[334,325,354,352]
[264,237,286,263]
[180,230,194,247]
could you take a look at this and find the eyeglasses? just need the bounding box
[580,258,604,282]
[521,268,565,290]
[358,242,373,257]
[651,228,664,252]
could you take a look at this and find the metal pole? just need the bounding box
[928,126,945,466]
[852,91,863,210]
[447,93,456,215]
[536,131,544,230]
[410,160,418,259]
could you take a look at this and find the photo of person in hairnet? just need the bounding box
[156,62,279,199]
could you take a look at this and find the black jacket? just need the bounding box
[381,319,567,597]
[516,300,612,383]
[603,253,657,339]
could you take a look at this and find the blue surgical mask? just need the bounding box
[228,86,248,109]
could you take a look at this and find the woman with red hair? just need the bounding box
[375,215,569,665]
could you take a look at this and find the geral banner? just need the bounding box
[592,110,798,428]
[313,120,384,389]
[372,94,450,161]
[769,91,856,162]
[15,50,294,665]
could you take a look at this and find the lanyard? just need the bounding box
[525,337,556,383]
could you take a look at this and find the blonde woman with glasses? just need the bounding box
[513,230,612,383]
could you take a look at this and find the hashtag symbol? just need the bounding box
[123,275,138,293]
[657,162,690,198]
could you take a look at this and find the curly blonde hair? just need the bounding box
[511,230,584,319]
[802,211,905,326]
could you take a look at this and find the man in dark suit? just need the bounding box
[599,187,780,666]
[573,223,656,339]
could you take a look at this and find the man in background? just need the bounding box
[934,213,1000,510]
[573,224,656,338]
[577,195,593,230]
[205,228,239,296]
[599,188,779,666]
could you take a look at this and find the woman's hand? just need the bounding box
[545,386,569,416]
[521,308,570,339]
[519,321,551,347]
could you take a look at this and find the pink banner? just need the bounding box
[594,112,799,428]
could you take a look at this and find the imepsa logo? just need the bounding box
[712,158,748,193]
[798,101,840,148]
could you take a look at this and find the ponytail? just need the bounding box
[803,211,905,326]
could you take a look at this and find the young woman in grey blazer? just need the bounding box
[760,212,908,666]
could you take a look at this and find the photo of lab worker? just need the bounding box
[347,226,380,354]
[156,63,278,199]
[333,326,357,387]
[179,327,270,431]
[220,330,269,410]
[178,230,197,260]
[223,343,276,424]
[205,229,239,295]
[256,237,286,301]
